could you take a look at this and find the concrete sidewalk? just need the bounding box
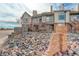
[0,30,14,48]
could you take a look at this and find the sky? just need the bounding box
[0,3,78,23]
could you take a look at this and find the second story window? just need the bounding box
[46,16,53,22]
[77,15,79,19]
[25,18,28,23]
[26,19,27,21]
[59,12,66,20]
[39,19,42,22]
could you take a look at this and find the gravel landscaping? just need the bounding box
[0,32,79,56]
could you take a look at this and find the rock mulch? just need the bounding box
[0,32,51,56]
[0,32,79,56]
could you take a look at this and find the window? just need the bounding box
[59,12,66,20]
[77,15,79,19]
[46,16,53,22]
[23,18,27,22]
[46,17,50,21]
[39,19,42,22]
[26,19,27,21]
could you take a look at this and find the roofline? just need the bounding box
[32,10,79,18]
[54,10,71,12]
[70,11,79,15]
[32,12,54,18]
[21,11,31,19]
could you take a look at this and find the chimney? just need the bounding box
[60,4,64,10]
[33,10,37,16]
[50,5,53,12]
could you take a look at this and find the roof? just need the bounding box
[21,12,31,19]
[32,12,54,18]
[70,11,79,15]
[32,10,79,18]
[54,10,71,12]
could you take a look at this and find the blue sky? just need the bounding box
[0,3,77,22]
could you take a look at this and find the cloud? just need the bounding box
[0,3,78,28]
[23,3,77,14]
[0,3,30,22]
[64,3,76,10]
[0,3,77,23]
